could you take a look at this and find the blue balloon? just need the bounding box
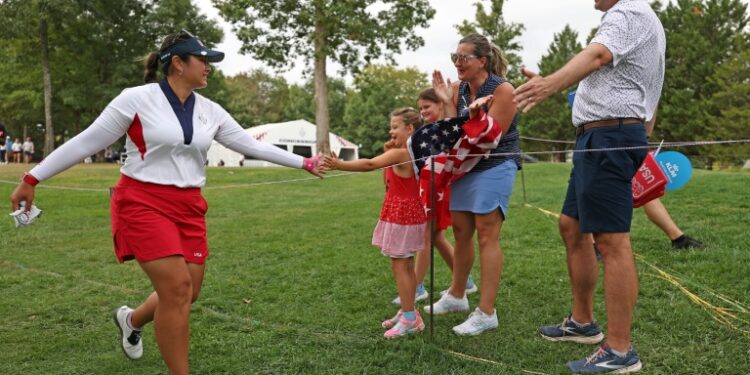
[568,90,576,109]
[654,151,693,191]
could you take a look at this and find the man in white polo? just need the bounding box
[514,0,665,373]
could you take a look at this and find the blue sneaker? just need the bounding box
[391,283,429,305]
[440,275,479,296]
[539,315,604,344]
[465,275,478,294]
[567,344,642,373]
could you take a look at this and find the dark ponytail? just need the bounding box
[143,30,194,83]
[144,52,160,83]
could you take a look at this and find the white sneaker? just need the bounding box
[113,305,143,359]
[452,307,498,336]
[423,292,469,315]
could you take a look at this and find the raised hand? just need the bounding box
[431,70,453,105]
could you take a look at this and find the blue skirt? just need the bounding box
[450,160,517,218]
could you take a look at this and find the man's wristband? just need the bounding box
[22,173,39,186]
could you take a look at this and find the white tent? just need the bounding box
[206,119,359,167]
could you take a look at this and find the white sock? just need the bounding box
[570,317,590,327]
[126,312,141,331]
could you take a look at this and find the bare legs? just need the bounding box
[391,257,416,313]
[130,256,205,375]
[559,214,638,353]
[449,210,504,315]
[448,212,475,298]
[559,215,598,324]
[642,198,683,240]
[414,228,454,287]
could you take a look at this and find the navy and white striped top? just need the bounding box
[456,73,522,171]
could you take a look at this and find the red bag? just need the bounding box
[632,152,667,208]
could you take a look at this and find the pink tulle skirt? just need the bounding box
[372,220,426,258]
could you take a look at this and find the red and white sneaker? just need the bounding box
[382,310,402,329]
[384,312,425,339]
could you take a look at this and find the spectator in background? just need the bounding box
[5,137,14,164]
[104,146,114,163]
[0,138,6,164]
[11,138,22,163]
[23,137,34,164]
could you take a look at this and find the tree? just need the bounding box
[455,0,525,83]
[343,65,427,157]
[0,1,47,141]
[214,0,435,154]
[0,0,225,157]
[224,69,290,127]
[38,1,54,156]
[0,0,75,156]
[518,25,582,162]
[655,0,748,166]
[285,77,348,134]
[707,36,750,166]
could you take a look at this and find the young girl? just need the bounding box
[391,88,477,306]
[322,108,427,339]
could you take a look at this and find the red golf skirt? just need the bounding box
[110,174,208,264]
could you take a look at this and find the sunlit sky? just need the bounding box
[195,0,747,84]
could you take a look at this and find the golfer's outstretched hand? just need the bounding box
[303,154,324,178]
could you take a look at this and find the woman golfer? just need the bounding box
[9,30,322,374]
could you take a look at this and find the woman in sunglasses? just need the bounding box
[10,30,322,374]
[423,33,521,336]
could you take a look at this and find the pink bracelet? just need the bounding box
[303,155,320,172]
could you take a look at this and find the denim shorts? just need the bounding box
[450,160,517,218]
[561,124,648,233]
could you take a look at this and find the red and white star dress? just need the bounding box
[372,168,427,258]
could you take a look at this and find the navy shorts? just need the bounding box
[561,124,648,233]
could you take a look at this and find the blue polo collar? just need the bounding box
[159,79,195,145]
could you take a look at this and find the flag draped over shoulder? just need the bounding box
[407,112,503,215]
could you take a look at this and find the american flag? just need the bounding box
[407,112,503,214]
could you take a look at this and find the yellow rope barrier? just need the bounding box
[525,203,750,342]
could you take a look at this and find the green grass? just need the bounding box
[0,163,748,374]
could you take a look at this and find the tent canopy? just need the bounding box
[207,119,359,167]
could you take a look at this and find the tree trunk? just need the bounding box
[39,5,54,156]
[313,4,330,155]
